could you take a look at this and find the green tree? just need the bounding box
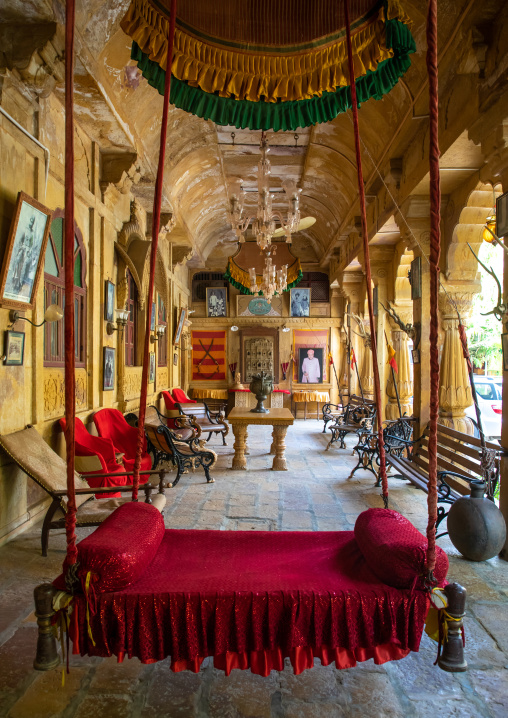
[467,242,504,375]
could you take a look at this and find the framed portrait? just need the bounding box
[502,334,508,372]
[298,347,323,384]
[206,287,227,317]
[3,330,25,366]
[104,280,115,322]
[173,352,178,366]
[103,347,115,391]
[411,349,420,364]
[290,288,311,317]
[149,352,156,382]
[173,308,187,345]
[373,286,378,317]
[151,301,156,331]
[410,256,422,300]
[0,192,52,310]
[497,191,508,239]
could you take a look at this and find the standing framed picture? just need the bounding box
[3,330,25,366]
[149,352,156,383]
[502,333,508,372]
[173,308,187,345]
[206,287,227,317]
[104,280,115,322]
[410,256,422,300]
[103,347,115,391]
[290,288,311,317]
[0,192,52,310]
[298,347,323,383]
[497,191,508,239]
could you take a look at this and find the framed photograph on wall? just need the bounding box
[0,192,52,310]
[173,308,187,345]
[173,352,178,366]
[150,301,156,331]
[149,352,156,382]
[502,333,508,371]
[104,280,115,322]
[411,349,420,364]
[290,287,311,317]
[373,286,378,317]
[497,191,508,239]
[206,287,227,317]
[3,330,25,366]
[410,256,422,300]
[298,347,323,384]
[103,347,115,391]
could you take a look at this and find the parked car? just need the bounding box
[465,376,502,440]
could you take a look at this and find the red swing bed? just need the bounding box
[33,0,466,678]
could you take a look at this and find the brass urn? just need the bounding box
[249,371,273,413]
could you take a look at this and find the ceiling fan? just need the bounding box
[272,216,316,238]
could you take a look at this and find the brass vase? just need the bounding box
[249,371,273,413]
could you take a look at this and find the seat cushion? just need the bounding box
[354,508,448,589]
[64,502,166,593]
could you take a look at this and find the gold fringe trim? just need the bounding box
[121,0,411,103]
[227,256,302,290]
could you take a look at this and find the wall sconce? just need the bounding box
[9,303,63,329]
[106,308,130,335]
[230,325,239,331]
[281,324,291,332]
[150,324,166,343]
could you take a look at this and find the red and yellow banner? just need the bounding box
[192,330,226,381]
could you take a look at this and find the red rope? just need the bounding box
[64,0,78,567]
[425,0,441,579]
[132,0,178,498]
[344,0,388,506]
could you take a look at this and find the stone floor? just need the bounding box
[0,420,507,718]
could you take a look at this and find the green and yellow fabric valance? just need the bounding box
[121,0,416,131]
[224,242,302,295]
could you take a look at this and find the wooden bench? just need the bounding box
[325,395,377,451]
[144,423,217,488]
[322,401,345,433]
[349,416,416,479]
[378,422,502,536]
[176,402,229,445]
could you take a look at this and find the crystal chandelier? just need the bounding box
[229,132,302,250]
[248,252,288,302]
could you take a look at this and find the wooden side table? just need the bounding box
[292,391,331,420]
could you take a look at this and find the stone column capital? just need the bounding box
[439,287,480,322]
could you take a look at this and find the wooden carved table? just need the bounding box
[228,407,294,471]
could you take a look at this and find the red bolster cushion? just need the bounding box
[66,502,165,593]
[354,508,449,589]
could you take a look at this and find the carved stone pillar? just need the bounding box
[438,291,477,435]
[386,308,413,419]
[359,331,374,399]
[338,326,349,399]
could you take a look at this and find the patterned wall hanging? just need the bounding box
[192,330,226,381]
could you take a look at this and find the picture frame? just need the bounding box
[0,191,52,310]
[373,286,378,317]
[411,349,420,364]
[151,301,156,331]
[3,330,25,366]
[502,333,508,372]
[298,347,324,384]
[410,256,422,300]
[104,280,115,322]
[206,287,227,317]
[173,308,187,345]
[149,352,156,382]
[103,347,115,391]
[290,287,311,317]
[173,352,178,366]
[496,191,508,239]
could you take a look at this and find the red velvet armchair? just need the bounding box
[93,408,153,474]
[58,417,129,498]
